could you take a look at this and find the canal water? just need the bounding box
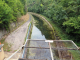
[25,15,80,60]
[30,16,55,40]
[26,16,55,60]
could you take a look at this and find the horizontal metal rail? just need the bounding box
[27,39,72,41]
[24,47,78,50]
[26,39,79,49]
[19,58,47,60]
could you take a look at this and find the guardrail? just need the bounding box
[22,15,33,58]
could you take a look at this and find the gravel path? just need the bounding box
[5,14,31,52]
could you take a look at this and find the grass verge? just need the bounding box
[69,50,80,60]
[40,14,80,47]
[39,14,80,60]
[0,38,11,52]
[39,14,68,39]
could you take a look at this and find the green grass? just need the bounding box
[40,14,69,39]
[38,14,80,47]
[0,38,11,52]
[0,38,5,43]
[30,12,80,46]
[69,50,80,60]
[29,12,80,60]
[39,14,80,60]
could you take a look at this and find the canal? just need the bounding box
[30,16,55,40]
[26,15,55,60]
[24,15,80,60]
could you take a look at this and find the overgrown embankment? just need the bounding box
[29,12,80,47]
[41,15,80,47]
[0,0,27,42]
[0,13,30,52]
[0,13,29,40]
[29,12,80,60]
[0,0,27,30]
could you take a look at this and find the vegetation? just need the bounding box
[27,0,80,45]
[0,38,11,52]
[0,0,27,30]
[33,15,55,40]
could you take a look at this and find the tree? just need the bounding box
[27,0,80,42]
[0,0,27,29]
[0,1,13,29]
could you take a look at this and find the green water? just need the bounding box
[26,16,55,60]
[31,15,55,40]
[26,15,80,60]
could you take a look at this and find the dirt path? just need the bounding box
[5,14,31,52]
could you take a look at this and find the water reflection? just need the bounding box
[31,15,54,40]
[26,16,54,60]
[28,16,80,60]
[27,15,54,60]
[31,25,46,39]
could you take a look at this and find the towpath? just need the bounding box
[5,14,31,52]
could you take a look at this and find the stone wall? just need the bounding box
[0,13,29,40]
[0,29,8,40]
[0,21,24,40]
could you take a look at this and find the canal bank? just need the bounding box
[5,14,32,52]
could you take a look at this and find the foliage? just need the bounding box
[20,0,27,14]
[27,0,80,42]
[0,1,13,29]
[0,0,27,29]
[27,0,51,13]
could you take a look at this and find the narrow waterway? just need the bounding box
[26,16,55,60]
[24,15,80,60]
[31,16,55,40]
[25,15,80,60]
